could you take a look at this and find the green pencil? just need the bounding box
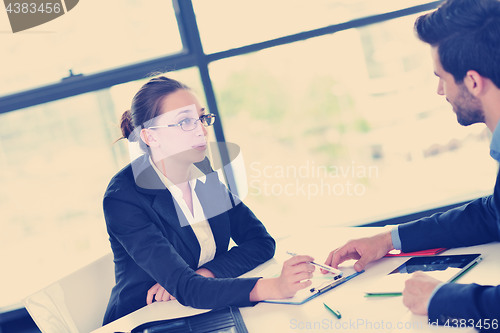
[364,292,403,297]
[323,302,342,319]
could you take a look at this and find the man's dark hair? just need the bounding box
[415,0,500,88]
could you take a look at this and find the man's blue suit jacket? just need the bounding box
[102,155,275,325]
[398,169,500,327]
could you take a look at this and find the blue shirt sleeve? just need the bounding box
[391,226,402,250]
[489,119,500,162]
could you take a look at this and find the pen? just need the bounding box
[364,292,402,297]
[323,302,341,319]
[286,251,343,277]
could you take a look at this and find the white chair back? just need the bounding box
[23,253,115,333]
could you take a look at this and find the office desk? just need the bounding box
[92,227,500,333]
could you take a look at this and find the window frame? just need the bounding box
[1,0,455,326]
[0,1,443,143]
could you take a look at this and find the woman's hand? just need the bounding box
[250,255,315,301]
[146,268,215,304]
[146,283,176,304]
[195,267,215,278]
[275,255,316,298]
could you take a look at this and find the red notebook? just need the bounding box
[384,248,447,257]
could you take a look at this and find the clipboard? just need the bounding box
[263,269,364,305]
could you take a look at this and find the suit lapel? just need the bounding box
[132,155,201,264]
[151,191,201,263]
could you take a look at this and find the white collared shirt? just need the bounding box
[149,157,216,268]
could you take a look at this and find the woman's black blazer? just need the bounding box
[102,155,276,324]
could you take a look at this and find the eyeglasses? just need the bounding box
[148,113,216,132]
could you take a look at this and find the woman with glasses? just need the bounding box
[102,76,315,324]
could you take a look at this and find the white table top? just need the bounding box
[93,227,500,333]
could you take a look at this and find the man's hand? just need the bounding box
[403,271,442,315]
[324,231,394,272]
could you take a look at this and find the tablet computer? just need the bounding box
[365,253,482,294]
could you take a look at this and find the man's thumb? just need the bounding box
[353,258,368,272]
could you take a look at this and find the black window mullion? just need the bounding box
[0,52,197,114]
[173,0,226,143]
[0,1,442,115]
[206,1,443,63]
[175,0,240,200]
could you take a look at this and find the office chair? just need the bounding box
[23,253,115,333]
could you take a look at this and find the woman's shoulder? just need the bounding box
[105,154,151,195]
[104,162,136,199]
[104,154,162,200]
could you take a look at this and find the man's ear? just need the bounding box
[464,70,484,97]
[140,128,159,148]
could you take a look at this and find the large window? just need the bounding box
[0,68,201,310]
[0,91,117,308]
[0,0,182,95]
[194,0,438,53]
[208,14,496,237]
